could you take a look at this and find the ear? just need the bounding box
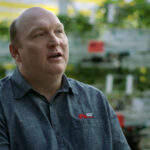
[9,44,21,62]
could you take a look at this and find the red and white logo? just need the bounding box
[78,113,94,119]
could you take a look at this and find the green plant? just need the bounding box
[97,0,150,29]
[58,13,99,40]
[0,65,5,79]
[0,20,10,41]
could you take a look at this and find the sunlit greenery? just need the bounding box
[58,13,99,40]
[96,0,150,28]
[0,65,5,79]
[0,20,10,41]
[1,0,150,40]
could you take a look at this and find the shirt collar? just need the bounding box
[63,75,78,95]
[58,74,78,95]
[10,69,77,99]
[10,68,32,99]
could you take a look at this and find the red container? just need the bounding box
[88,41,104,53]
[116,112,125,128]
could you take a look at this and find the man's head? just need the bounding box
[9,7,69,78]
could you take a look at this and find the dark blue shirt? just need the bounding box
[0,69,130,150]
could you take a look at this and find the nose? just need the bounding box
[48,33,59,48]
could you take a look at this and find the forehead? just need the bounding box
[16,9,61,35]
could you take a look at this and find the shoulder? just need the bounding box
[0,76,11,91]
[67,77,106,101]
[0,75,12,101]
[68,77,100,92]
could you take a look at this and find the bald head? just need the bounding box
[16,7,57,27]
[10,7,60,46]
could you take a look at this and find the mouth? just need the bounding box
[47,52,62,59]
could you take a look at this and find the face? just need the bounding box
[11,8,69,78]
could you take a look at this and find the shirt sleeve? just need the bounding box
[0,101,10,150]
[109,104,131,150]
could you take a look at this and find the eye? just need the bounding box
[34,32,46,38]
[55,29,63,34]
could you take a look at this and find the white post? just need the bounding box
[58,0,68,14]
[107,4,116,23]
[106,74,113,94]
[126,74,133,95]
[89,6,97,24]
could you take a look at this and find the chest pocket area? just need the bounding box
[70,118,109,150]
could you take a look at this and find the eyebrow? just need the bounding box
[55,23,64,29]
[27,27,45,38]
[28,23,64,36]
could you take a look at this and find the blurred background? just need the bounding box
[0,0,150,149]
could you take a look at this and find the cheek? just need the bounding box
[21,49,43,63]
[18,41,46,65]
[25,43,45,57]
[61,38,69,51]
[62,43,69,60]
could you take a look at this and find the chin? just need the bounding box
[47,67,65,76]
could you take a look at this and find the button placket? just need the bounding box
[49,96,66,148]
[49,100,61,136]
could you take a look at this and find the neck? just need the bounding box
[20,69,63,101]
[34,75,62,101]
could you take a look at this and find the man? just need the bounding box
[0,7,130,150]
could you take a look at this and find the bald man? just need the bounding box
[0,7,130,150]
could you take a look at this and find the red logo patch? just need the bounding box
[78,113,94,119]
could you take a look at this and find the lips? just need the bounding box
[47,52,62,59]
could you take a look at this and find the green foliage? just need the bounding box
[134,67,150,91]
[58,13,99,40]
[1,1,150,41]
[97,0,150,29]
[57,15,73,34]
[0,65,5,79]
[0,20,9,41]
